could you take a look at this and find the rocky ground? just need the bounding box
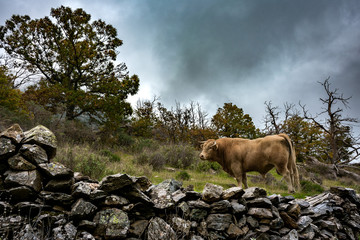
[0,124,360,239]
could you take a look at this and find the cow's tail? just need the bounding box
[279,134,300,191]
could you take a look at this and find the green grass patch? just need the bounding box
[56,142,360,198]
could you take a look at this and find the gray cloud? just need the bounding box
[1,0,359,132]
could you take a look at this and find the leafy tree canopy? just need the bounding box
[0,6,139,126]
[212,103,260,139]
[0,66,24,112]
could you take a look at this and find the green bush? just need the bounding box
[176,170,191,181]
[101,149,121,162]
[163,143,198,169]
[127,138,160,153]
[54,144,110,180]
[134,150,167,171]
[117,130,134,146]
[75,153,108,180]
[300,179,324,194]
[134,143,198,170]
[196,161,222,172]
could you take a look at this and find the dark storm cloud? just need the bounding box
[133,0,360,126]
[1,0,359,131]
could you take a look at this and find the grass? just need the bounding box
[54,142,359,199]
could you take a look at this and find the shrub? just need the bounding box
[163,143,198,169]
[176,170,191,181]
[134,143,198,170]
[134,150,167,171]
[126,138,160,154]
[75,153,108,180]
[117,129,134,146]
[195,161,222,172]
[300,179,324,194]
[54,144,110,180]
[101,149,121,162]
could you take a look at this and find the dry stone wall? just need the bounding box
[0,124,360,240]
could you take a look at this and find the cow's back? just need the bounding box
[221,136,289,174]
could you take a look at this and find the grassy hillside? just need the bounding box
[53,140,360,199]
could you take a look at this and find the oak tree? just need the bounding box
[212,103,259,139]
[0,6,139,127]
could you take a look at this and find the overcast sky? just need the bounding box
[1,0,359,134]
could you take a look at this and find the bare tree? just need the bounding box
[300,78,360,165]
[264,101,295,134]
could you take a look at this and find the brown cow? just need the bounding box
[199,134,300,192]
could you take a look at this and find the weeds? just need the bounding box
[176,170,191,181]
[134,143,198,170]
[54,143,110,180]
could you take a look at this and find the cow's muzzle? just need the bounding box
[199,153,205,160]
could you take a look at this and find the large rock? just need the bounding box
[248,207,273,219]
[129,219,149,238]
[206,213,232,231]
[8,186,37,202]
[202,183,223,202]
[45,177,74,193]
[8,154,36,171]
[21,125,57,160]
[171,216,191,236]
[53,222,77,240]
[93,208,130,239]
[4,169,42,192]
[148,179,182,209]
[221,187,244,200]
[40,191,75,207]
[20,144,48,165]
[99,173,133,193]
[242,187,267,200]
[0,124,24,144]
[71,198,98,221]
[38,162,73,179]
[147,217,177,240]
[0,137,16,160]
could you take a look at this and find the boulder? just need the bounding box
[4,169,42,192]
[202,183,223,202]
[38,162,73,179]
[248,207,273,219]
[8,186,37,202]
[98,173,133,193]
[45,178,74,193]
[210,200,231,213]
[242,187,267,200]
[0,124,24,144]
[148,179,181,209]
[53,222,77,240]
[171,216,191,236]
[19,144,48,165]
[147,217,177,240]
[221,186,244,200]
[71,198,98,221]
[8,154,36,171]
[93,208,130,239]
[129,220,149,238]
[21,125,57,160]
[0,137,16,160]
[206,213,232,231]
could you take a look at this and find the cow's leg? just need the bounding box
[236,176,243,189]
[277,166,294,193]
[242,173,248,189]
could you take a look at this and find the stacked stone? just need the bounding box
[0,124,359,240]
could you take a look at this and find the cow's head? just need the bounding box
[199,139,218,161]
